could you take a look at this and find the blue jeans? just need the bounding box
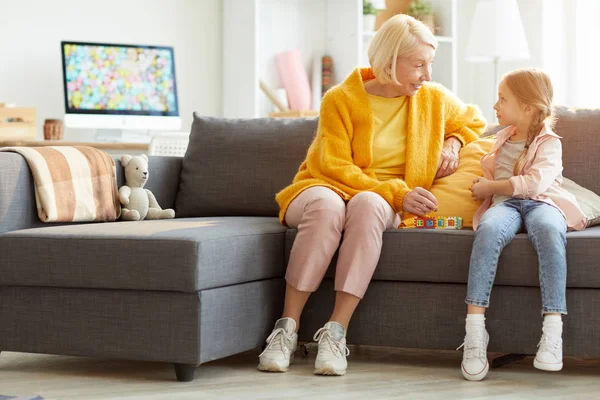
[466,199,568,315]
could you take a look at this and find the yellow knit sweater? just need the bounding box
[276,67,486,224]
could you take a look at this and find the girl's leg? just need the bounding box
[314,191,397,376]
[465,201,523,309]
[462,200,522,382]
[259,186,345,373]
[467,305,486,314]
[523,201,567,372]
[523,201,568,315]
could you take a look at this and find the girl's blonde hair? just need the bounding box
[368,14,437,85]
[502,68,556,175]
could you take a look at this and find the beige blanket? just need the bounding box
[0,146,121,222]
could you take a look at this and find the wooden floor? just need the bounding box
[1,346,599,399]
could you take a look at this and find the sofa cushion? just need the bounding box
[285,226,600,289]
[402,137,495,228]
[176,114,317,218]
[0,217,286,292]
[542,107,600,194]
[562,177,600,227]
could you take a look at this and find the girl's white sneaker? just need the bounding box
[458,328,490,381]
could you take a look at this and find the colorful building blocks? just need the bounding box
[425,217,436,228]
[413,216,464,230]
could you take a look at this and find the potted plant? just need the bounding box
[409,0,435,32]
[363,0,378,32]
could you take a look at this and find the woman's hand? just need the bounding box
[470,177,493,201]
[435,137,461,179]
[403,187,438,216]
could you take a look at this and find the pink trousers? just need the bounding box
[285,186,399,299]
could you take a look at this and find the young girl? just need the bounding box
[459,69,588,381]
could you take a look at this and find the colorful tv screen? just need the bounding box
[61,41,179,116]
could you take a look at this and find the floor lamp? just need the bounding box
[465,0,530,114]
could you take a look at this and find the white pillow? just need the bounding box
[562,177,600,227]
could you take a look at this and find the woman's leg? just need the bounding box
[259,186,346,372]
[283,186,347,327]
[461,200,522,381]
[281,284,312,330]
[523,201,567,371]
[331,191,398,327]
[313,191,397,376]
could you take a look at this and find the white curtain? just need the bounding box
[541,0,600,107]
[573,0,600,107]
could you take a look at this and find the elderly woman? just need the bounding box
[259,14,486,376]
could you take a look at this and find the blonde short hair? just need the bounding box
[368,14,438,84]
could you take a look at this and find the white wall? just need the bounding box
[0,0,222,140]
[257,0,327,117]
[223,0,259,119]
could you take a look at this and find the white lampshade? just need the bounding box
[466,0,530,62]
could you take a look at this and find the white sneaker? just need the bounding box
[258,318,298,372]
[458,328,490,381]
[534,330,563,371]
[313,321,349,376]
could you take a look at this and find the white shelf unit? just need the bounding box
[223,0,458,118]
[359,0,458,93]
[362,31,453,42]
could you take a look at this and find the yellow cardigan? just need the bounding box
[276,67,486,224]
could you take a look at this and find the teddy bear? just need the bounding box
[118,154,175,221]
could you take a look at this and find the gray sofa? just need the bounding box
[1,108,599,382]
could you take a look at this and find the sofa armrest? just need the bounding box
[115,155,183,211]
[0,152,42,234]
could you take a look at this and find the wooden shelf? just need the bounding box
[0,140,149,151]
[268,110,319,118]
[435,35,454,43]
[362,31,453,43]
[0,107,36,141]
[0,122,34,128]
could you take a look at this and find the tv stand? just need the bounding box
[0,139,148,157]
[93,129,151,143]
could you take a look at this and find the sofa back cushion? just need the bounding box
[554,106,600,195]
[176,114,317,217]
[483,107,600,195]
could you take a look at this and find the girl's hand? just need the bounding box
[403,187,438,216]
[470,177,492,200]
[436,138,461,179]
